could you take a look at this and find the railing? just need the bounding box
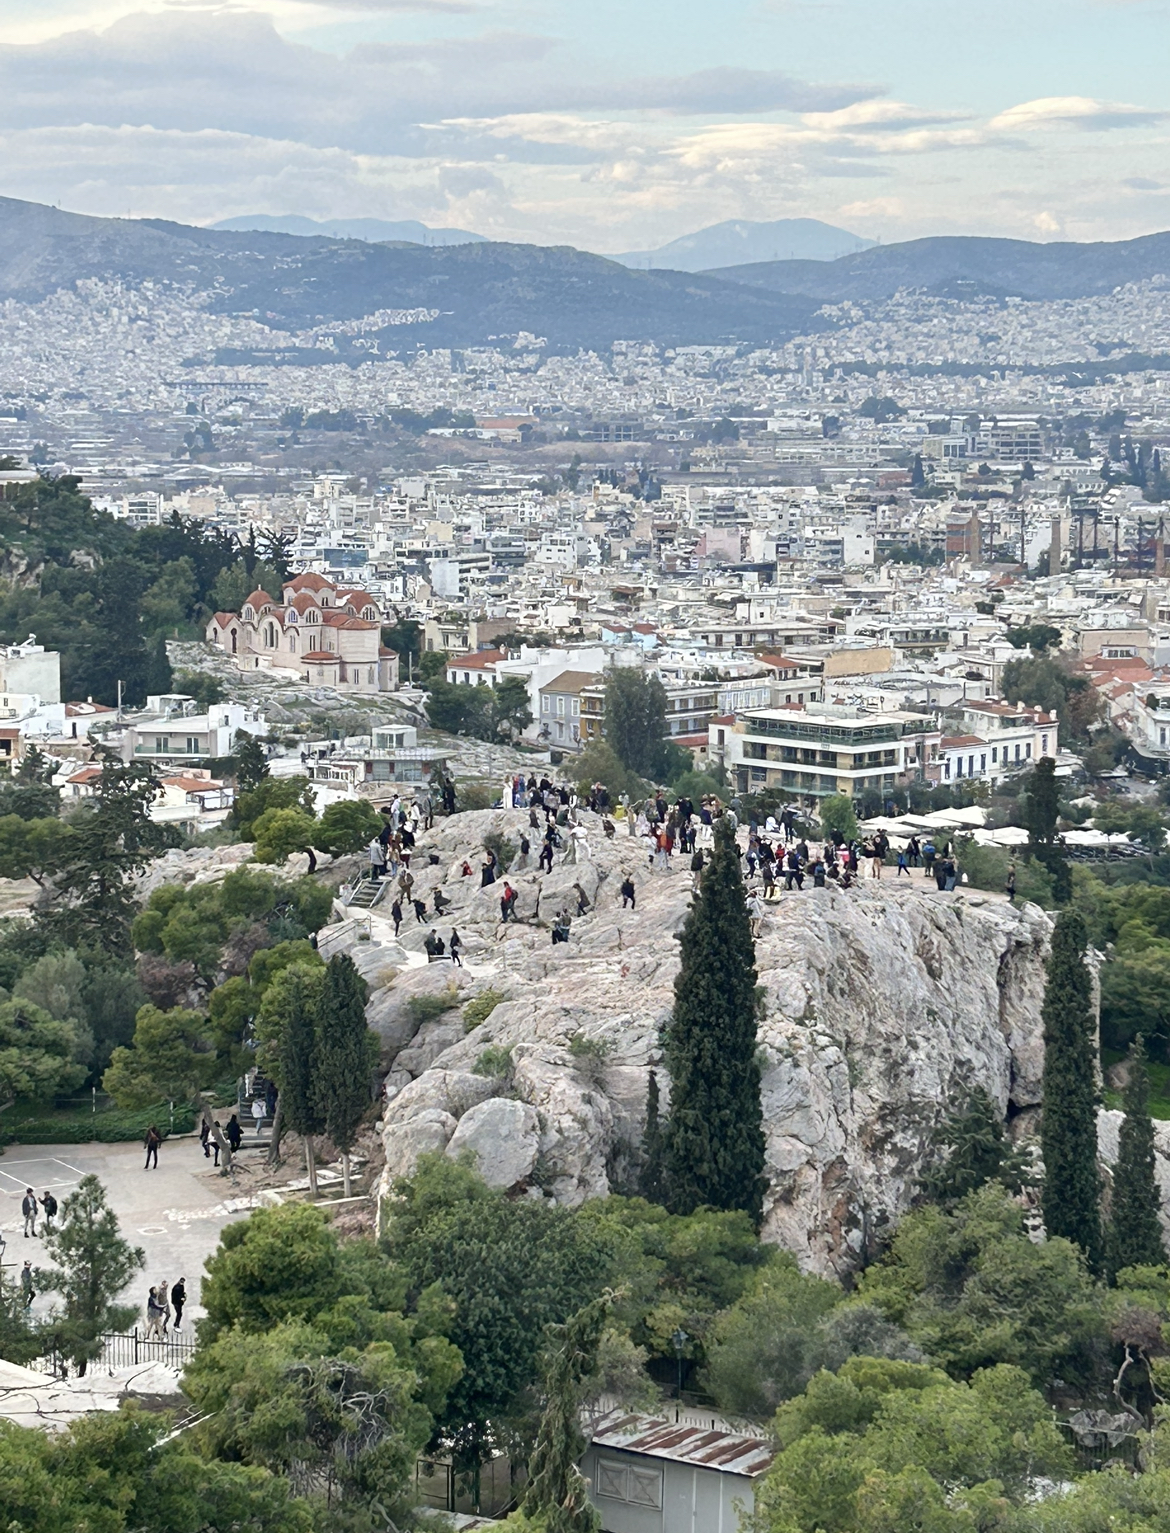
[318,915,372,956]
[40,1327,198,1377]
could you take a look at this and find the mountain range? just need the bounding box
[0,197,820,351]
[212,214,486,247]
[6,196,1170,353]
[707,232,1170,302]
[613,217,874,271]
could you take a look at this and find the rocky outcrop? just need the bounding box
[357,808,1053,1277]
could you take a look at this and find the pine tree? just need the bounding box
[40,1174,144,1375]
[639,1068,667,1205]
[315,954,377,1197]
[524,1294,611,1533]
[1106,1036,1167,1284]
[1041,910,1103,1271]
[662,818,766,1222]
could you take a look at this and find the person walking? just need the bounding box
[21,1188,37,1237]
[145,1285,166,1341]
[620,876,636,910]
[896,849,910,877]
[1006,863,1017,904]
[40,1190,57,1233]
[251,1097,266,1137]
[144,1125,161,1172]
[20,1261,34,1309]
[390,898,403,937]
[226,1114,242,1154]
[210,1121,221,1166]
[413,897,429,924]
[449,929,463,967]
[746,890,764,938]
[908,834,921,867]
[170,1277,186,1331]
[499,882,518,923]
[922,839,936,879]
[200,1117,212,1158]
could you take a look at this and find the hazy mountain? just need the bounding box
[708,231,1170,301]
[614,218,873,271]
[211,214,485,246]
[0,197,820,351]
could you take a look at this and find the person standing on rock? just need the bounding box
[449,929,463,966]
[922,839,936,879]
[539,833,555,873]
[1006,863,1017,903]
[481,849,498,887]
[621,876,636,909]
[515,834,531,869]
[368,837,387,882]
[690,847,705,892]
[500,883,518,923]
[746,889,764,938]
[413,897,429,924]
[390,898,403,937]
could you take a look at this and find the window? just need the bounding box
[955,757,963,778]
[968,755,975,777]
[980,754,986,772]
[1041,735,1049,754]
[1014,743,1021,761]
[542,696,550,714]
[156,737,169,754]
[596,1461,662,1510]
[368,669,375,685]
[991,746,998,763]
[1025,743,1032,758]
[186,737,199,754]
[944,761,951,779]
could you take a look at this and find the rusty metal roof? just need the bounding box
[589,1412,774,1478]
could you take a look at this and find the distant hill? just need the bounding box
[0,197,820,351]
[614,217,872,271]
[707,231,1170,302]
[211,214,485,247]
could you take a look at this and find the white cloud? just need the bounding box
[989,95,1167,132]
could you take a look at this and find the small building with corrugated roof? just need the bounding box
[582,1410,774,1533]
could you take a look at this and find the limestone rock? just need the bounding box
[383,1108,457,1180]
[446,1097,541,1188]
[374,808,1056,1276]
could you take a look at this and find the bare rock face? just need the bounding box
[446,1097,542,1188]
[360,808,1052,1276]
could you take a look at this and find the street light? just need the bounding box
[671,1327,689,1400]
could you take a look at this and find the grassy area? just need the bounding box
[1101,1048,1170,1120]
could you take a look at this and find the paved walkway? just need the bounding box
[0,1138,256,1327]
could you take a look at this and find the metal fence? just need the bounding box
[42,1327,198,1376]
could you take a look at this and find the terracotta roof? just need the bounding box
[66,766,102,783]
[539,670,602,694]
[284,573,333,592]
[449,649,506,669]
[242,590,275,611]
[209,612,237,629]
[288,592,322,615]
[162,774,227,792]
[942,734,988,749]
[302,649,340,663]
[65,701,114,715]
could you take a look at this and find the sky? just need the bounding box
[1,0,1170,252]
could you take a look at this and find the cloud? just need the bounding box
[1124,176,1167,191]
[989,95,1167,132]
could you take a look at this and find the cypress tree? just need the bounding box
[662,818,766,1222]
[280,964,327,1196]
[1106,1036,1167,1283]
[524,1294,611,1533]
[639,1068,667,1205]
[1041,909,1102,1271]
[315,954,377,1197]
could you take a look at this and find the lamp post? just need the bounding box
[671,1327,689,1401]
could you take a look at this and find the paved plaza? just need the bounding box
[0,1137,258,1328]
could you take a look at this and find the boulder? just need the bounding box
[383,1108,457,1180]
[446,1097,541,1188]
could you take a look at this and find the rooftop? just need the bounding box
[589,1412,774,1478]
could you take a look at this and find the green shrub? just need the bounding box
[482,829,517,870]
[568,1032,611,1085]
[954,836,1055,906]
[464,989,507,1033]
[405,989,459,1026]
[473,1045,513,1080]
[457,783,494,812]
